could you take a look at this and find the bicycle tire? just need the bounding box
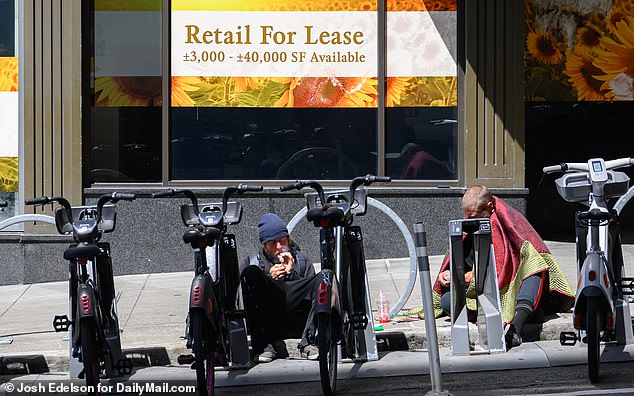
[586,296,601,383]
[192,310,215,396]
[317,312,338,396]
[80,319,101,395]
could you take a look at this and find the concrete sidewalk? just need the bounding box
[0,241,633,377]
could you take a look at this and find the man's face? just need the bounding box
[464,203,491,219]
[263,236,290,259]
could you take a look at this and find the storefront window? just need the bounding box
[384,1,458,181]
[0,0,18,221]
[89,0,162,183]
[87,0,460,183]
[170,1,379,180]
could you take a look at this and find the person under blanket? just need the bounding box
[433,185,575,350]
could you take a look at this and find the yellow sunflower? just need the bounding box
[171,76,202,106]
[94,76,162,106]
[386,77,410,107]
[0,157,18,193]
[0,57,18,92]
[334,77,378,107]
[575,26,602,49]
[231,77,266,92]
[564,49,607,101]
[593,17,634,91]
[271,77,299,107]
[527,31,563,65]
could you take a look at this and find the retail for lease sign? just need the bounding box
[171,12,377,78]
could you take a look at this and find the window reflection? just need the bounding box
[170,108,376,180]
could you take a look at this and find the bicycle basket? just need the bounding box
[180,201,243,226]
[54,204,117,234]
[555,171,630,203]
[305,188,368,216]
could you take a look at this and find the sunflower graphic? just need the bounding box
[593,17,634,88]
[94,76,162,106]
[271,77,300,107]
[171,76,202,106]
[564,48,607,101]
[385,77,410,107]
[527,31,564,65]
[289,76,378,108]
[575,26,602,49]
[0,57,18,92]
[0,157,18,193]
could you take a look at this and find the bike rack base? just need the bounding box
[449,219,505,355]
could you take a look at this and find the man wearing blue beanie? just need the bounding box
[239,213,319,363]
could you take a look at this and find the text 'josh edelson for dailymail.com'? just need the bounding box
[4,380,197,395]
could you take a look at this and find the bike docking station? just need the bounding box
[448,218,505,355]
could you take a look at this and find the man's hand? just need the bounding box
[438,270,451,287]
[438,270,473,287]
[270,264,287,281]
[269,252,295,281]
[277,251,295,275]
[464,271,473,284]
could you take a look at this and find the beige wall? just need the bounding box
[21,0,83,231]
[462,0,525,188]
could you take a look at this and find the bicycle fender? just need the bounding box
[315,269,340,315]
[76,284,98,319]
[189,274,215,320]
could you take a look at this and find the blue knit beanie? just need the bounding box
[258,213,289,244]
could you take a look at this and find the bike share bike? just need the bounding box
[25,192,136,393]
[152,184,262,396]
[281,174,391,396]
[544,157,634,382]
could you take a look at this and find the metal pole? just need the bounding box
[414,222,449,396]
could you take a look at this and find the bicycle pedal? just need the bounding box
[352,313,368,330]
[52,315,71,332]
[177,354,195,365]
[115,358,133,375]
[559,331,578,346]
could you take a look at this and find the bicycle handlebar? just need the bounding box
[25,192,135,225]
[153,184,263,216]
[543,158,634,174]
[280,174,391,210]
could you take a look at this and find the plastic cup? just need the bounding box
[376,290,390,323]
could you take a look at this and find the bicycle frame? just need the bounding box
[281,175,389,394]
[544,157,634,382]
[26,192,135,389]
[154,184,259,396]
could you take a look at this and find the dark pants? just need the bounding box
[440,273,544,321]
[240,265,319,354]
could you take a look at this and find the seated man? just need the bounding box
[239,213,319,362]
[433,185,575,350]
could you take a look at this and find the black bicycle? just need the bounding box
[153,184,262,396]
[25,192,135,394]
[281,174,391,395]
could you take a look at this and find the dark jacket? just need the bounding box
[239,241,315,281]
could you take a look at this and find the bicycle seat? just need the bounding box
[63,244,101,260]
[578,209,612,222]
[306,205,346,224]
[182,228,222,244]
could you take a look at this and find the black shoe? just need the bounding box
[505,324,522,351]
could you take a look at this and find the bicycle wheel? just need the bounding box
[586,296,601,383]
[80,319,101,394]
[317,312,338,396]
[191,310,215,396]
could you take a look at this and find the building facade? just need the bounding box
[1,0,632,285]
